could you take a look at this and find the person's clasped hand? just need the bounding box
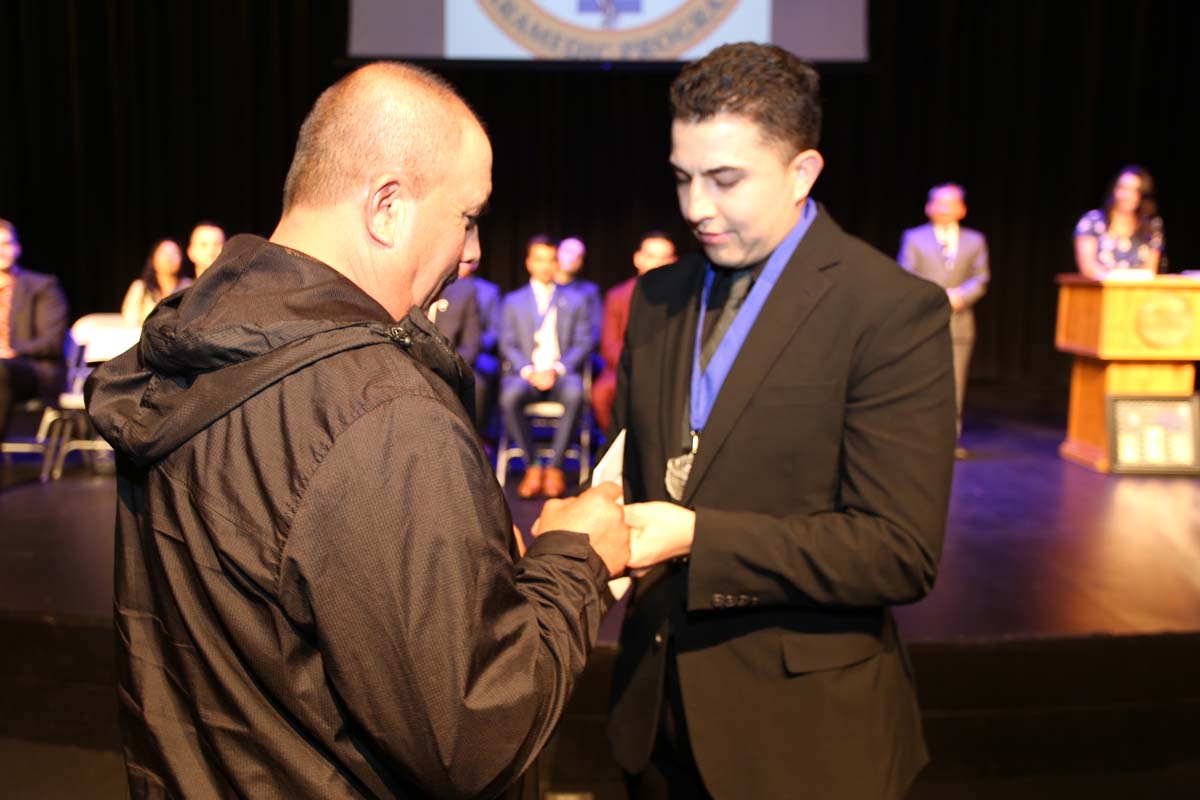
[624,502,696,571]
[532,482,631,577]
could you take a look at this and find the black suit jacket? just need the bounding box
[431,278,483,366]
[6,266,69,401]
[608,207,956,799]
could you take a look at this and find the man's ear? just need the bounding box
[366,174,411,248]
[789,149,825,205]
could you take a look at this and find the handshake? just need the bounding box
[528,483,694,578]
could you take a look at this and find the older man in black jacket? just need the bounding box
[86,63,629,799]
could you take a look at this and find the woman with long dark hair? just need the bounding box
[121,238,191,324]
[1074,165,1164,278]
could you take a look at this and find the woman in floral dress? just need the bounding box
[1074,165,1164,278]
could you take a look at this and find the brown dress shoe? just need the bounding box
[517,465,544,499]
[542,467,566,498]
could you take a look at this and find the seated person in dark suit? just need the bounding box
[593,231,676,433]
[555,236,603,346]
[0,218,69,439]
[456,258,502,434]
[429,276,482,368]
[499,235,593,499]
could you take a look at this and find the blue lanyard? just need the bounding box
[689,200,817,436]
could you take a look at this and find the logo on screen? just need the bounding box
[477,0,739,60]
[579,1,641,29]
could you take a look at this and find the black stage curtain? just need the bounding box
[3,1,1198,418]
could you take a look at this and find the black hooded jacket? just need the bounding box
[86,235,611,799]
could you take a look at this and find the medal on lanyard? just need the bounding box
[664,430,699,502]
[662,200,816,503]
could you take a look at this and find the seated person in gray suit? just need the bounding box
[500,234,593,499]
[898,183,989,447]
[0,218,69,439]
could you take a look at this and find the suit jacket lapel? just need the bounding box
[923,224,939,261]
[656,261,704,475]
[681,208,840,506]
[555,288,572,346]
[520,285,538,351]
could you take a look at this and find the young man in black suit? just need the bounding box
[608,43,957,799]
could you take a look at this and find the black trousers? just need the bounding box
[0,357,40,439]
[626,646,714,800]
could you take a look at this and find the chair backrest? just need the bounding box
[57,314,140,399]
[70,313,141,363]
[60,330,89,398]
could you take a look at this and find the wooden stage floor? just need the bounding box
[4,413,1199,640]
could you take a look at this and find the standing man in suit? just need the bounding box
[593,232,676,432]
[608,44,956,799]
[0,219,69,439]
[555,236,603,346]
[500,235,594,499]
[899,183,989,451]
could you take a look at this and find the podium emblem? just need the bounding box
[1136,295,1194,349]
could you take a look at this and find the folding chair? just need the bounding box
[495,360,593,488]
[0,398,53,471]
[40,314,140,480]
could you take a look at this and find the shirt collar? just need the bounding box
[933,222,959,239]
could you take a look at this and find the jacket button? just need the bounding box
[712,593,724,608]
[654,632,664,646]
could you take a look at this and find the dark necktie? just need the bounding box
[700,268,754,370]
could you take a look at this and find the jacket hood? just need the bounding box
[85,235,470,466]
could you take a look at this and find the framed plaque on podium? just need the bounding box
[1055,274,1200,473]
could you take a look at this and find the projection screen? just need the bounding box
[349,1,868,63]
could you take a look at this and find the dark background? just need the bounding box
[3,1,1198,417]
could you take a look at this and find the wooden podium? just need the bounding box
[1055,274,1200,471]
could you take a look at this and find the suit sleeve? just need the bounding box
[686,283,956,611]
[599,288,626,369]
[896,231,920,274]
[284,396,611,799]
[498,296,531,374]
[557,297,593,375]
[956,234,990,308]
[456,289,482,366]
[15,276,69,359]
[588,285,603,347]
[478,287,499,356]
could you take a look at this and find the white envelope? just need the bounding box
[592,429,632,600]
